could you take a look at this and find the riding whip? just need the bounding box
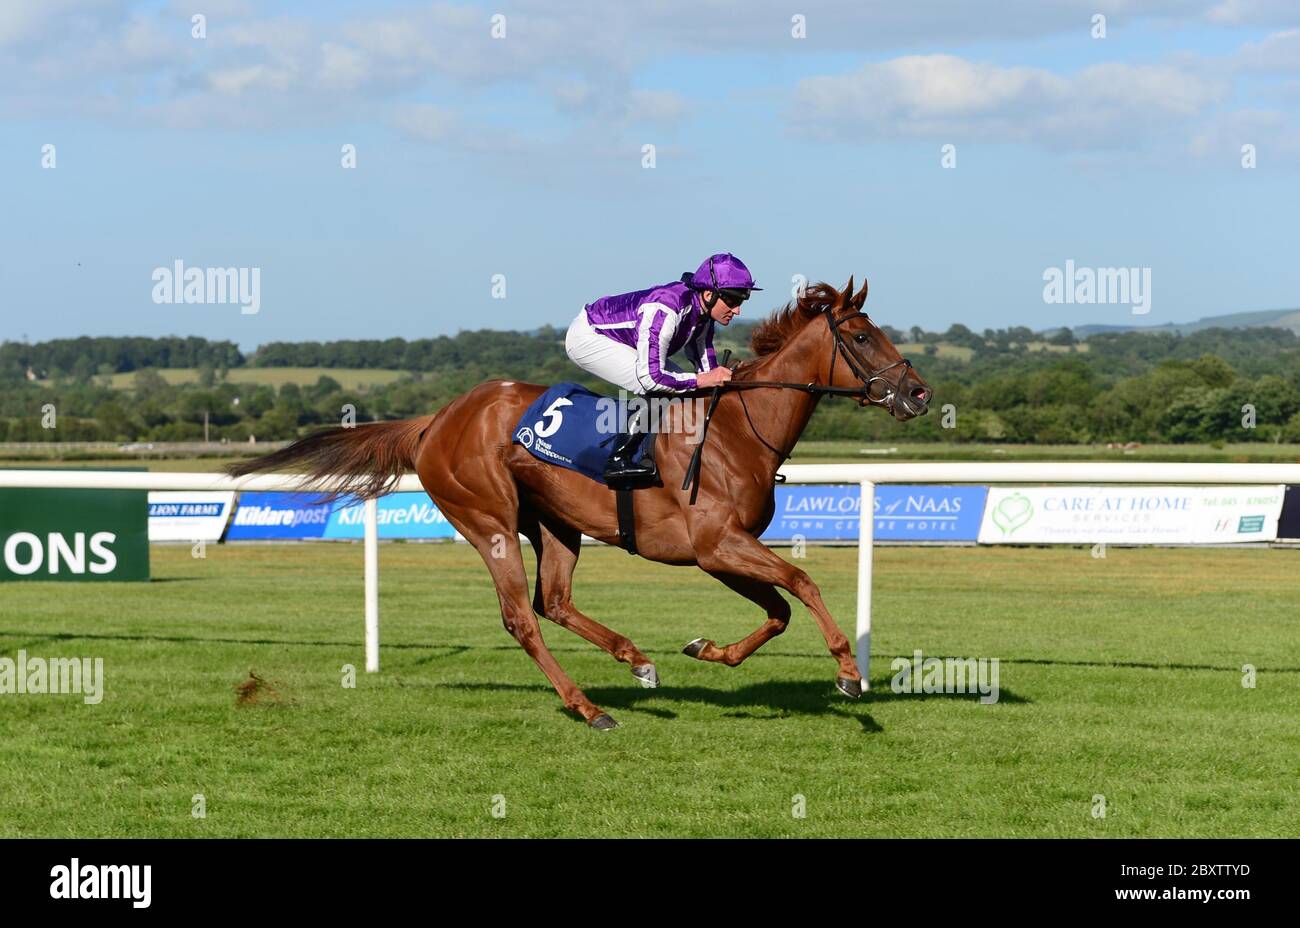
[683,348,732,504]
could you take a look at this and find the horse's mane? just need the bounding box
[747,282,842,358]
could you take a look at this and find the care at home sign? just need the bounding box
[977,485,1285,545]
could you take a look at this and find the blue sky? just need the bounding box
[2,0,1298,350]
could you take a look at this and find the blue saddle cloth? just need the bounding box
[512,382,651,484]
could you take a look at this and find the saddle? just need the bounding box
[511,383,661,554]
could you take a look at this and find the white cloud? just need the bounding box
[388,101,533,156]
[790,54,1231,151]
[552,78,686,126]
[0,0,1295,159]
[389,102,462,143]
[317,42,369,92]
[1234,28,1300,71]
[1206,0,1300,26]
[207,63,295,96]
[1189,106,1300,157]
[0,0,127,50]
[627,90,687,124]
[164,0,254,17]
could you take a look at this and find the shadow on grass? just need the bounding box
[440,676,1025,732]
[587,680,888,733]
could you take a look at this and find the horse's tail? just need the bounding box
[226,416,435,501]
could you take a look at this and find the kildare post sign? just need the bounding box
[0,488,149,581]
[225,491,456,540]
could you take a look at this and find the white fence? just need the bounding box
[3,463,1299,683]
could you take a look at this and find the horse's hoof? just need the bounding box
[682,638,710,659]
[589,713,620,731]
[836,676,863,699]
[632,664,659,688]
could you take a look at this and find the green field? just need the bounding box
[890,341,1088,362]
[895,342,976,361]
[98,367,409,390]
[1,543,1296,837]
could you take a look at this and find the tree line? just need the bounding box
[1,336,243,381]
[2,324,1298,445]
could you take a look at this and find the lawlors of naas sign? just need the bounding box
[152,260,261,315]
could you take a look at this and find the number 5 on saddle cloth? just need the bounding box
[513,382,662,553]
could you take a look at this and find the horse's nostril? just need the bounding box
[910,386,930,404]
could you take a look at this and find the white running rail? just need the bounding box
[3,462,1298,681]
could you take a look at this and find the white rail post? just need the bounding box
[856,480,875,686]
[364,496,379,672]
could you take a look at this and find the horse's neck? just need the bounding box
[730,324,827,472]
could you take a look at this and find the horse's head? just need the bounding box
[822,276,930,419]
[748,274,930,418]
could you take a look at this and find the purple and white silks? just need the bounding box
[581,281,717,393]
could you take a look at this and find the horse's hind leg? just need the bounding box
[522,515,659,689]
[436,500,619,730]
[683,572,791,668]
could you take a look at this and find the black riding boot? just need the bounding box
[603,430,655,485]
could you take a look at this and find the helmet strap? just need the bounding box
[703,255,721,310]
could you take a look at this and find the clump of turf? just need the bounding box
[233,671,289,707]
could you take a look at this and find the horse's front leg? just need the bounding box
[692,526,863,697]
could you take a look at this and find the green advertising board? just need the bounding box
[0,488,150,581]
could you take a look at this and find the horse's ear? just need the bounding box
[841,276,854,308]
[852,278,869,310]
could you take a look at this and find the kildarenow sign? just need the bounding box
[0,488,149,581]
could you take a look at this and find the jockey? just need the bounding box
[565,252,760,483]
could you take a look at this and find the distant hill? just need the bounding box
[1070,308,1300,338]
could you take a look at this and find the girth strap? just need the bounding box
[616,488,637,556]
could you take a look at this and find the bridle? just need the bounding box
[722,305,918,408]
[717,305,920,460]
[823,307,916,411]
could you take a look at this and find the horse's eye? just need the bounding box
[854,333,869,344]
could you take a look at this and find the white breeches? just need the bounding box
[564,310,686,396]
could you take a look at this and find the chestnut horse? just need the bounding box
[230,278,930,729]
